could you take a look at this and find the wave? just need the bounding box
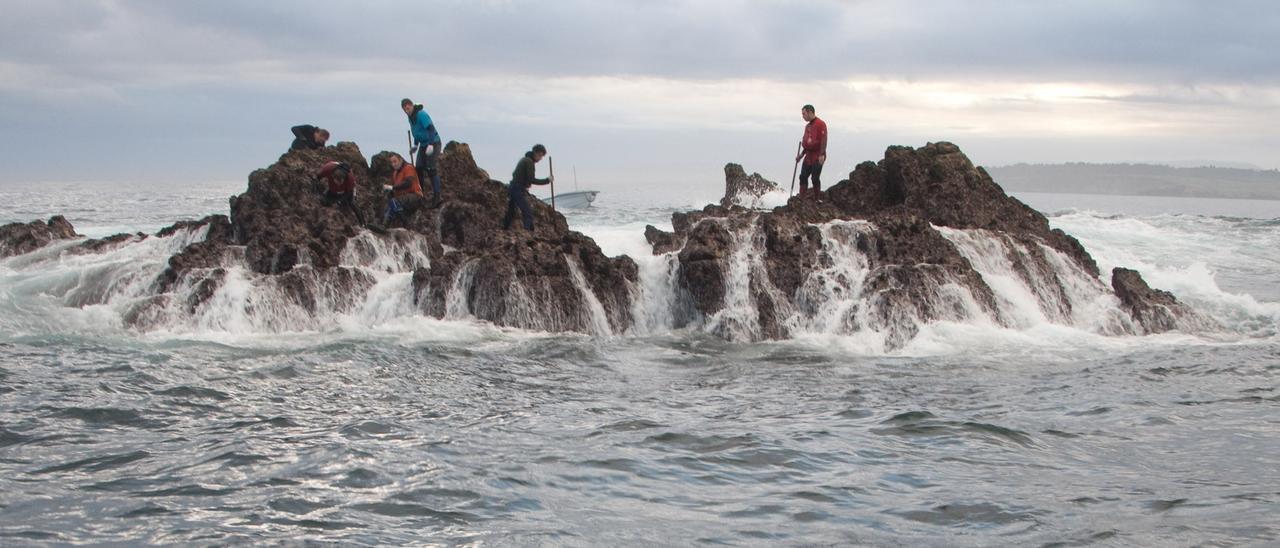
[2,211,1276,354]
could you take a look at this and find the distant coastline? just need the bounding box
[987,163,1280,201]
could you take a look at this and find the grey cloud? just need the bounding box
[4,0,1278,88]
[2,0,1279,184]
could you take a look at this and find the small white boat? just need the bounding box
[542,190,599,209]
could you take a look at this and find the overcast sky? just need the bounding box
[2,0,1277,189]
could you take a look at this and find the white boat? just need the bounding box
[542,190,599,209]
[540,166,599,208]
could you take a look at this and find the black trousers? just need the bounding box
[502,188,534,230]
[799,162,823,192]
[415,143,442,198]
[322,190,365,225]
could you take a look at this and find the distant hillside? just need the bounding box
[986,163,1280,200]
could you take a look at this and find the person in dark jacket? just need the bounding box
[502,144,553,231]
[400,99,443,208]
[291,125,329,150]
[315,161,365,226]
[382,153,426,229]
[795,104,827,199]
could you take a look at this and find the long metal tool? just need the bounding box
[789,141,802,198]
[549,156,556,210]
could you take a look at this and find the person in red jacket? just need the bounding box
[382,153,426,228]
[795,104,827,199]
[315,161,365,226]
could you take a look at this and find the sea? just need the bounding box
[1,179,1277,546]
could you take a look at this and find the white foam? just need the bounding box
[565,254,614,337]
[2,200,1276,354]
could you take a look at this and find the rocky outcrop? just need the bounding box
[720,163,780,208]
[646,142,1200,346]
[230,142,375,275]
[4,139,1206,344]
[1111,267,1213,334]
[405,143,637,334]
[831,143,1098,277]
[155,215,235,297]
[0,216,78,258]
[73,232,148,255]
[144,141,639,334]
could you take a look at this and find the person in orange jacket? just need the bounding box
[382,153,426,228]
[795,104,827,199]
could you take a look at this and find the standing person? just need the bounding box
[502,144,553,231]
[382,153,426,228]
[401,98,443,208]
[315,161,365,226]
[290,124,329,150]
[795,104,827,199]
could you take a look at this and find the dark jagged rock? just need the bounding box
[8,138,1206,343]
[231,142,374,275]
[158,216,234,240]
[73,232,148,255]
[645,224,680,255]
[721,163,780,208]
[651,142,1195,346]
[0,215,79,258]
[1111,267,1213,333]
[142,140,640,334]
[831,142,1098,277]
[156,215,235,295]
[408,142,637,334]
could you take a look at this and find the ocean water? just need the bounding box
[1,180,1278,546]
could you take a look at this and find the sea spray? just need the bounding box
[704,215,771,340]
[442,258,479,320]
[565,255,614,337]
[340,230,433,273]
[1,206,1267,347]
[787,220,875,335]
[626,251,685,335]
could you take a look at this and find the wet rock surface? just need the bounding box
[404,142,638,334]
[155,141,638,333]
[4,140,1204,343]
[230,143,374,275]
[720,163,781,208]
[1111,267,1214,334]
[648,142,1196,345]
[0,216,79,258]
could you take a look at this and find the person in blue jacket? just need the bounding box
[401,98,443,208]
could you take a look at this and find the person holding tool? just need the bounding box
[795,104,827,200]
[400,98,444,208]
[502,144,553,231]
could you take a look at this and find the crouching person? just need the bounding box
[383,153,426,229]
[291,124,329,151]
[316,161,365,226]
